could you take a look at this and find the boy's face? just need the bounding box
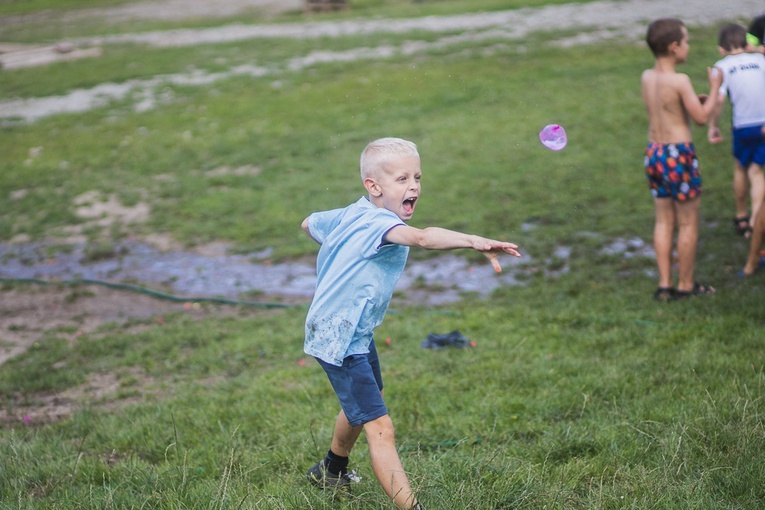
[674,27,690,63]
[366,155,421,221]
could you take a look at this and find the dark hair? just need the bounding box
[646,18,685,57]
[718,23,747,51]
[748,14,765,44]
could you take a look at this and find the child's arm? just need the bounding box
[384,225,521,272]
[301,217,319,243]
[680,67,722,126]
[707,91,725,144]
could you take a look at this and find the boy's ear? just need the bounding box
[364,177,382,196]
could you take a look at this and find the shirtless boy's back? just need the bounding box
[641,20,719,144]
[642,70,700,143]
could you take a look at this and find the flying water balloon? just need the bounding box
[539,124,567,151]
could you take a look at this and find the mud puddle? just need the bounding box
[0,240,541,306]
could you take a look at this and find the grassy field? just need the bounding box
[2,1,764,509]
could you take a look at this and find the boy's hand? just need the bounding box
[485,252,503,272]
[707,126,723,144]
[708,66,723,88]
[473,239,521,273]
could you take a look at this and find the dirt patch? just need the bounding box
[0,284,198,365]
[1,368,149,426]
[0,282,275,425]
[0,284,175,424]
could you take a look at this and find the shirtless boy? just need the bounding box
[641,18,723,300]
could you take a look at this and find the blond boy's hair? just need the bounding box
[360,138,419,180]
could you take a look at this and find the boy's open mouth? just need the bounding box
[403,197,417,214]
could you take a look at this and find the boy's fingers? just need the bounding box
[489,255,502,273]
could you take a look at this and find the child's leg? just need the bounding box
[742,204,765,275]
[364,414,418,510]
[312,346,385,474]
[330,409,363,457]
[733,160,750,221]
[674,198,701,292]
[747,163,764,226]
[653,198,676,289]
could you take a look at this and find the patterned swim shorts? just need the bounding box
[644,142,701,201]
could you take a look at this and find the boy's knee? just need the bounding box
[364,414,395,439]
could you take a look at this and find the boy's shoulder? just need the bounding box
[716,52,765,75]
[313,197,399,230]
[641,67,690,88]
[718,51,765,62]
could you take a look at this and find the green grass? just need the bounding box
[2,3,764,509]
[0,31,726,256]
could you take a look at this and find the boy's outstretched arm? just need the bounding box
[301,217,319,243]
[384,225,521,272]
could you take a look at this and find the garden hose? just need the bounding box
[0,277,293,309]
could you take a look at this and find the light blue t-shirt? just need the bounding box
[304,197,409,366]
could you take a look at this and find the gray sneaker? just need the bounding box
[306,459,358,491]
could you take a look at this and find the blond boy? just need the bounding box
[302,138,520,509]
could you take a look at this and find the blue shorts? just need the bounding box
[732,125,765,168]
[315,340,387,427]
[644,142,701,201]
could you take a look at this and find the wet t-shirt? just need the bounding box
[304,197,408,366]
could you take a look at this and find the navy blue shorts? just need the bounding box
[315,340,387,427]
[732,125,765,168]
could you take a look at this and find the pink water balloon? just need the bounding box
[539,124,567,151]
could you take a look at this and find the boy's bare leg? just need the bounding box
[733,161,750,221]
[742,204,765,275]
[330,409,363,457]
[674,198,701,292]
[329,388,387,456]
[653,198,676,289]
[747,163,764,225]
[364,414,418,509]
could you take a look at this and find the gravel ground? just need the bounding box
[0,0,303,27]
